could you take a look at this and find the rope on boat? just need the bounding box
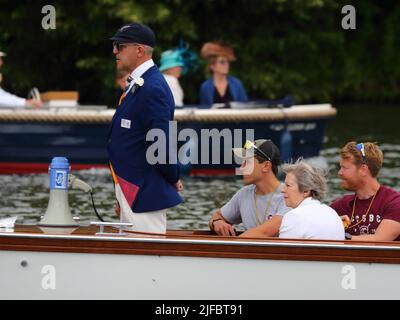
[0,104,336,124]
[0,111,113,124]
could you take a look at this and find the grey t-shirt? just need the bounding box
[220,184,290,229]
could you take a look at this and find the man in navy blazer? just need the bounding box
[108,23,183,233]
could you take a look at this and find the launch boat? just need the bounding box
[0,224,399,299]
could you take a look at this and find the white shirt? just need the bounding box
[279,197,345,240]
[162,74,184,106]
[0,87,26,108]
[126,59,155,92]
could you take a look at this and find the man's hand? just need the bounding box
[211,219,236,236]
[175,179,184,192]
[26,99,43,109]
[340,215,351,229]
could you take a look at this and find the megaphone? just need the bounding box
[38,157,92,227]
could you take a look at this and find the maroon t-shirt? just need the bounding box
[331,185,400,241]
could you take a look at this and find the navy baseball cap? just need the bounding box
[110,23,156,48]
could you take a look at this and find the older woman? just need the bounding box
[279,160,345,240]
[199,42,248,106]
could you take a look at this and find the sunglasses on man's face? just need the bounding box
[243,140,272,161]
[113,41,139,52]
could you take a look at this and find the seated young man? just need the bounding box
[208,139,290,237]
[331,142,400,241]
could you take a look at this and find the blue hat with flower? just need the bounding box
[159,41,199,75]
[159,49,185,72]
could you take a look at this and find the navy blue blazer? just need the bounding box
[199,76,248,106]
[108,65,183,213]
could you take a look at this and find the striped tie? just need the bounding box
[125,75,133,92]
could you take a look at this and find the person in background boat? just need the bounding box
[108,22,183,234]
[209,139,290,237]
[331,142,400,241]
[112,69,131,108]
[0,50,42,109]
[116,69,131,91]
[279,160,345,240]
[159,49,184,106]
[199,42,248,106]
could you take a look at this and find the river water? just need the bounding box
[1,105,399,230]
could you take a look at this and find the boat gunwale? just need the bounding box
[1,227,399,252]
[2,226,400,265]
[0,104,337,124]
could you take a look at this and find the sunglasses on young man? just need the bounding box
[243,140,272,162]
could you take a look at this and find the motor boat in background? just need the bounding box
[0,91,336,175]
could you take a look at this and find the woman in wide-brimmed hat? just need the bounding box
[199,41,248,106]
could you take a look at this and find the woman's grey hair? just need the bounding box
[282,159,328,201]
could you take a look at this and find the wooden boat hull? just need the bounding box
[1,226,399,299]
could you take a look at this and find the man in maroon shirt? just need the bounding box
[331,141,400,241]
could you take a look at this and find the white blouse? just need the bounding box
[279,197,345,240]
[163,74,183,106]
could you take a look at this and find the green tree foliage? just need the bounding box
[0,0,399,105]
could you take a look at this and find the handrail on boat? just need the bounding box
[1,225,399,251]
[0,104,337,123]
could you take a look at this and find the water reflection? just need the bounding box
[1,105,399,230]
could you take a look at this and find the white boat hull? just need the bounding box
[1,249,400,300]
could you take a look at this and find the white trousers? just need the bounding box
[115,184,167,234]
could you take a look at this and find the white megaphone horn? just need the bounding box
[38,157,93,227]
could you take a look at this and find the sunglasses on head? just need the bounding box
[356,143,367,164]
[243,140,272,161]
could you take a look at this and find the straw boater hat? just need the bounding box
[200,42,236,62]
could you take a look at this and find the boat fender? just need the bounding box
[279,107,293,162]
[280,127,293,162]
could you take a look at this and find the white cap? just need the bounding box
[0,51,6,57]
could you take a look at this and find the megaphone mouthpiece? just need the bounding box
[69,174,92,193]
